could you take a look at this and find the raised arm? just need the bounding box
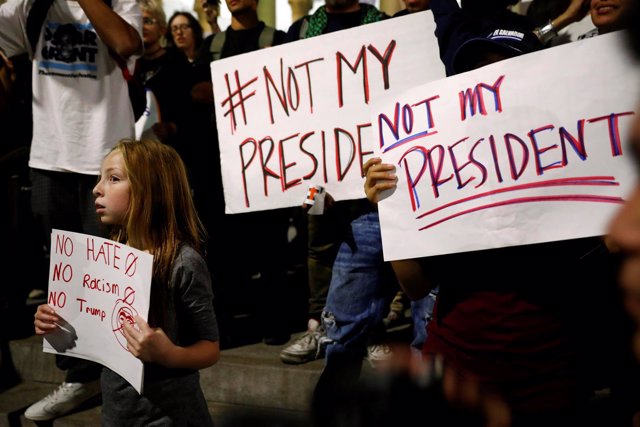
[77,0,141,58]
[430,0,478,76]
[364,158,434,299]
[533,0,590,45]
[550,0,590,31]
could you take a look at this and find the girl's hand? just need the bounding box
[34,304,59,335]
[122,316,174,364]
[364,157,397,204]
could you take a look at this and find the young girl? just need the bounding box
[34,139,220,426]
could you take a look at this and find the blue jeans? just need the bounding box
[321,210,398,363]
[410,286,439,350]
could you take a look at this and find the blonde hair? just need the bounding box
[109,139,206,302]
[139,0,168,30]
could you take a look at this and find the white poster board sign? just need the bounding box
[374,32,640,261]
[211,11,445,213]
[44,230,153,393]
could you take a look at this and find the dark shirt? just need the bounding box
[193,21,285,81]
[135,48,194,132]
[285,4,388,43]
[221,21,286,58]
[101,245,218,426]
[422,237,618,415]
[431,0,537,76]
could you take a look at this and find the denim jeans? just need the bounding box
[410,285,439,350]
[321,210,398,363]
[307,199,371,320]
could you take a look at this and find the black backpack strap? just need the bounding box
[26,0,55,55]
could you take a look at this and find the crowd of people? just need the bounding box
[1,0,640,425]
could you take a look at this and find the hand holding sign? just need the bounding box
[374,33,640,261]
[363,157,397,204]
[34,304,59,335]
[44,229,153,393]
[211,12,445,213]
[122,316,173,365]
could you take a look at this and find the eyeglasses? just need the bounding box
[170,24,191,33]
[142,17,157,25]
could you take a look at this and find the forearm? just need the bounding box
[430,0,474,75]
[551,0,589,31]
[391,259,433,300]
[534,0,589,44]
[76,0,141,58]
[163,339,220,370]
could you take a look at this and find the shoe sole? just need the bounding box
[279,354,320,364]
[25,415,58,421]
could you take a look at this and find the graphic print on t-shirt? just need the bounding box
[38,22,99,79]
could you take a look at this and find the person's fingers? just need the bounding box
[366,163,395,178]
[134,315,152,334]
[363,157,382,176]
[122,318,141,343]
[34,320,58,334]
[34,306,58,323]
[34,304,60,334]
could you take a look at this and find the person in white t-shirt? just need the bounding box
[0,0,142,421]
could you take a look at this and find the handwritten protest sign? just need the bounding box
[44,230,153,393]
[374,32,640,260]
[211,11,445,213]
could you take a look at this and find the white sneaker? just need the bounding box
[280,319,331,364]
[24,381,101,421]
[367,344,393,368]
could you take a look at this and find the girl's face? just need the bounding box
[170,15,194,52]
[93,150,131,225]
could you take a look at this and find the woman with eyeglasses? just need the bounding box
[135,1,197,168]
[166,11,204,63]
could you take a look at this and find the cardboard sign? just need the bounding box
[44,230,153,393]
[374,32,640,260]
[211,11,445,213]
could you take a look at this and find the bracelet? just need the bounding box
[534,20,558,45]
